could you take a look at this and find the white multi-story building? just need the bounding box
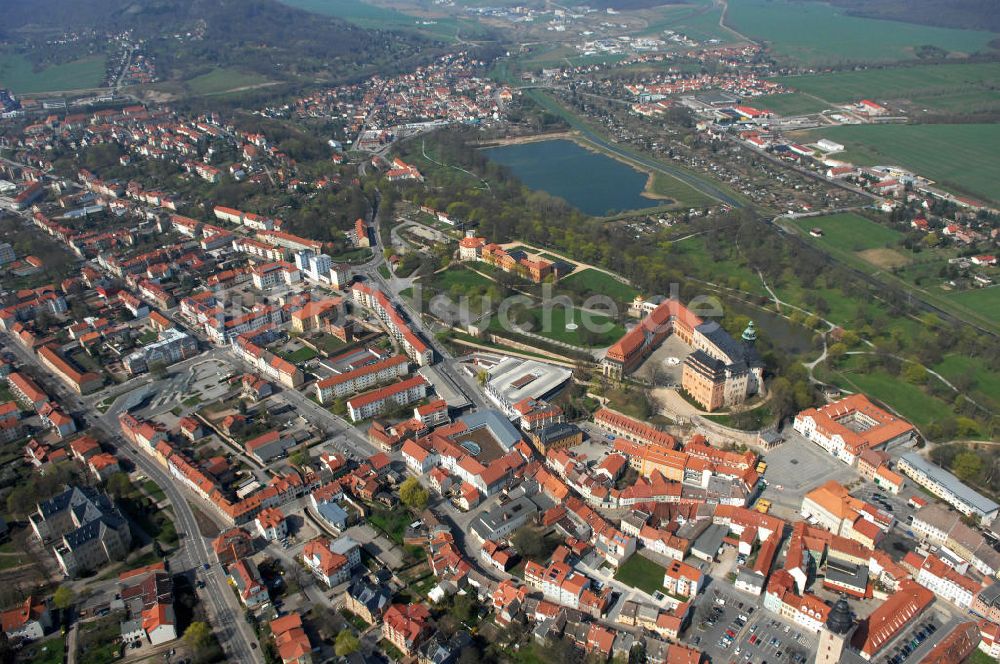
[345,375,429,422]
[251,261,300,289]
[913,554,977,609]
[315,355,409,403]
[294,250,334,283]
[123,328,198,374]
[899,452,1000,522]
[351,283,433,365]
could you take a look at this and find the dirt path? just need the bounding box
[716,0,753,43]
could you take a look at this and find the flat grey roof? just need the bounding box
[692,523,728,555]
[458,409,522,450]
[902,452,999,515]
[418,365,471,409]
[825,556,869,589]
[486,357,572,406]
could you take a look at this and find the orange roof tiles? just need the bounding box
[798,394,916,456]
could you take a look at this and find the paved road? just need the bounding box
[359,195,490,412]
[0,333,262,664]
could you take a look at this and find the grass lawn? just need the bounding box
[0,553,29,570]
[791,124,1000,205]
[649,172,717,209]
[614,554,666,595]
[448,331,560,362]
[933,354,1000,412]
[782,216,999,335]
[311,332,346,354]
[703,403,773,430]
[377,264,391,279]
[821,358,954,430]
[943,286,1000,325]
[369,507,409,545]
[967,650,996,664]
[281,346,318,363]
[559,268,640,303]
[142,479,166,502]
[775,62,1000,115]
[429,265,494,292]
[69,349,103,375]
[522,305,625,347]
[753,92,829,116]
[330,247,373,263]
[726,0,997,65]
[184,68,269,95]
[0,53,106,93]
[23,636,64,664]
[793,213,903,254]
[671,234,769,296]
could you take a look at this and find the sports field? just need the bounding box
[793,213,903,254]
[0,53,106,93]
[753,92,829,116]
[726,0,997,65]
[775,62,1000,115]
[793,124,1000,205]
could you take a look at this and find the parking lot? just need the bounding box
[871,611,956,664]
[692,587,814,664]
[757,434,858,518]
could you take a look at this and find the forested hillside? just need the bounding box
[0,0,434,82]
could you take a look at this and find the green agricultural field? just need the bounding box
[559,268,640,303]
[793,124,1000,205]
[639,0,738,43]
[944,286,1000,325]
[614,554,666,596]
[0,53,106,93]
[277,0,483,40]
[726,0,997,65]
[776,62,1000,115]
[753,92,829,116]
[184,68,270,95]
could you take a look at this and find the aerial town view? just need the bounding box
[0,0,999,663]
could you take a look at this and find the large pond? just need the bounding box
[484,139,661,217]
